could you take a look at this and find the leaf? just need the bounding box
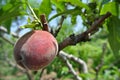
[101,0,110,5]
[57,0,90,11]
[0,1,26,23]
[100,1,119,16]
[107,16,120,58]
[2,3,13,11]
[27,17,31,23]
[39,0,52,19]
[51,0,65,12]
[71,15,77,24]
[28,0,40,8]
[21,24,36,28]
[2,19,12,33]
[0,0,26,32]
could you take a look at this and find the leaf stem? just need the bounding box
[48,9,78,22]
[26,2,42,25]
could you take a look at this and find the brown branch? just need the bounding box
[39,68,46,80]
[59,12,111,51]
[53,16,65,37]
[40,14,49,31]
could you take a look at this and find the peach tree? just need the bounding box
[0,0,120,80]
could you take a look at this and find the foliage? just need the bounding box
[0,0,120,80]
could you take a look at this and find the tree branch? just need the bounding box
[59,51,88,73]
[53,16,65,37]
[0,26,19,38]
[40,14,49,31]
[59,51,82,80]
[59,12,111,51]
[39,68,46,80]
[94,43,107,80]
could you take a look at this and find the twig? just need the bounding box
[59,12,111,51]
[0,26,7,33]
[94,43,107,80]
[40,14,49,31]
[53,16,65,37]
[0,26,15,45]
[0,26,19,38]
[59,51,82,80]
[39,68,46,79]
[1,35,14,45]
[59,51,88,73]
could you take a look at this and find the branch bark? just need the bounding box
[59,12,111,51]
[53,16,65,37]
[40,14,49,31]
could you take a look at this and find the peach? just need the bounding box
[14,30,58,71]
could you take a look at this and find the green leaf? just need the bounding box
[51,0,65,12]
[100,1,119,16]
[56,0,90,11]
[39,0,52,19]
[28,0,40,8]
[2,19,12,33]
[71,15,77,24]
[101,0,110,5]
[27,17,31,23]
[21,24,36,28]
[2,3,13,11]
[0,1,26,24]
[48,8,79,22]
[107,16,120,58]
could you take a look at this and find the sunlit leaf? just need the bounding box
[20,24,36,28]
[39,0,51,19]
[27,17,31,23]
[101,0,110,5]
[0,0,27,32]
[51,0,65,11]
[2,3,12,11]
[57,0,90,11]
[71,15,77,24]
[100,1,118,16]
[0,1,26,22]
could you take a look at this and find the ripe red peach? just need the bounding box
[14,30,58,71]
